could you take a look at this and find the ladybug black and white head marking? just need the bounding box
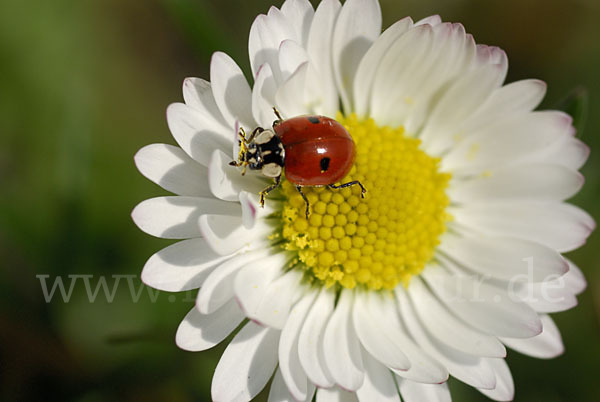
[252,129,285,178]
[230,126,285,179]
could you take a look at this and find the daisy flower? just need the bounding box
[132,0,594,401]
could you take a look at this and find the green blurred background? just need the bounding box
[1,0,598,401]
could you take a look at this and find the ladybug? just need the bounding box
[230,108,366,217]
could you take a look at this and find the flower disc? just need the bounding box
[279,114,451,290]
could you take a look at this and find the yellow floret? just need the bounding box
[277,114,451,290]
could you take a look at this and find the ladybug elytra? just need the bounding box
[230,108,366,217]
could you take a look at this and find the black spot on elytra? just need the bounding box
[308,116,320,124]
[320,157,330,172]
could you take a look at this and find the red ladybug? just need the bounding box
[230,108,366,217]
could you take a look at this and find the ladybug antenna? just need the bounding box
[272,107,283,123]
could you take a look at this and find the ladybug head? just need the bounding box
[229,127,285,178]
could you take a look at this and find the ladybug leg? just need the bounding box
[295,186,310,218]
[230,128,246,167]
[230,127,254,175]
[272,107,283,127]
[259,175,281,208]
[233,127,249,169]
[328,181,367,198]
[237,126,249,145]
[229,159,248,175]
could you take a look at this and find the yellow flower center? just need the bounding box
[275,114,451,291]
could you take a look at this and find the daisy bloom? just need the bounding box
[132,0,594,401]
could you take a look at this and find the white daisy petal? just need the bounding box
[397,288,497,390]
[251,269,304,329]
[211,321,280,402]
[451,201,594,253]
[392,353,449,385]
[210,51,256,129]
[371,21,474,131]
[279,291,318,401]
[564,258,587,295]
[323,289,365,391]
[298,288,336,388]
[352,17,413,118]
[332,0,382,113]
[512,262,584,313]
[239,191,263,229]
[438,233,568,283]
[316,387,359,402]
[279,39,309,81]
[500,314,564,359]
[461,79,547,133]
[196,249,271,315]
[131,196,240,239]
[268,368,316,402]
[182,77,229,128]
[275,62,311,117]
[248,6,297,83]
[449,164,583,203]
[134,143,211,197]
[442,111,573,172]
[402,22,473,134]
[231,120,241,157]
[369,24,434,127]
[408,278,506,358]
[175,300,245,352]
[473,44,492,64]
[521,283,578,313]
[234,253,287,323]
[421,62,506,153]
[305,0,342,116]
[530,134,590,170]
[479,41,507,65]
[479,46,508,79]
[397,378,451,402]
[280,0,314,47]
[353,292,411,370]
[141,238,232,292]
[415,14,442,26]
[199,214,270,255]
[477,358,515,402]
[422,265,543,339]
[267,369,292,402]
[166,102,232,166]
[252,63,278,128]
[357,351,401,402]
[208,149,266,202]
[367,293,449,384]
